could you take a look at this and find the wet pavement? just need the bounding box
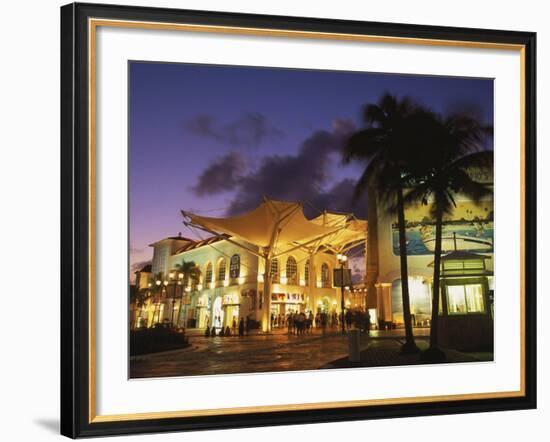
[130,328,372,378]
[130,326,492,378]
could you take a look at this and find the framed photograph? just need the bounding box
[60,2,536,438]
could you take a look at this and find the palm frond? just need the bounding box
[342,128,386,164]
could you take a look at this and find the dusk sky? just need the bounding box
[129,61,494,272]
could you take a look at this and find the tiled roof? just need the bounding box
[136,263,152,273]
[174,235,230,254]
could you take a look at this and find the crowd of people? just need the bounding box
[204,309,371,337]
[203,308,372,338]
[204,316,250,337]
[271,308,371,335]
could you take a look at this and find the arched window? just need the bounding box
[286,256,298,285]
[217,259,226,282]
[205,262,213,284]
[229,254,240,278]
[304,259,310,285]
[270,258,279,283]
[321,263,330,288]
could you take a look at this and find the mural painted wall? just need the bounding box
[392,199,494,256]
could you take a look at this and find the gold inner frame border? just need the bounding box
[87,17,527,424]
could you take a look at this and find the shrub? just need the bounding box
[130,326,190,356]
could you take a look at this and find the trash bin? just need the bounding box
[348,328,361,362]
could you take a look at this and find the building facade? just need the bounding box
[132,233,362,331]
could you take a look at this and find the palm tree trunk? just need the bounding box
[429,207,443,349]
[396,185,418,353]
[152,302,158,326]
[131,306,137,329]
[177,294,185,328]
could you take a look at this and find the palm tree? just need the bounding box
[403,111,493,360]
[174,260,201,328]
[130,286,149,329]
[343,93,427,354]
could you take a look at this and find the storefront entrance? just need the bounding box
[212,296,224,330]
[320,297,330,314]
[196,294,211,328]
[224,305,240,329]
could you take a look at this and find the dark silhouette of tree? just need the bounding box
[343,93,429,354]
[130,285,150,329]
[403,111,493,360]
[174,260,201,327]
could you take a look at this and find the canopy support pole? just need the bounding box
[261,222,281,333]
[262,255,272,333]
[270,225,345,259]
[308,251,316,313]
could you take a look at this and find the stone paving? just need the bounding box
[129,327,491,379]
[324,339,493,369]
[130,328,365,378]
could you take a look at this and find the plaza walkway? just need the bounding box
[130,328,368,378]
[130,326,476,378]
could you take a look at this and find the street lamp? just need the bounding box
[161,280,168,324]
[177,272,184,328]
[168,272,179,328]
[153,279,162,326]
[336,253,348,334]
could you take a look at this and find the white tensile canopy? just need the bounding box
[182,199,337,251]
[309,213,367,255]
[181,198,367,332]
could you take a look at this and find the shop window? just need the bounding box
[217,259,226,282]
[286,256,298,285]
[391,277,432,326]
[304,259,310,284]
[229,254,240,278]
[321,263,330,288]
[442,259,485,275]
[446,284,485,314]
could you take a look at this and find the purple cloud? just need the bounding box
[193,151,247,196]
[184,112,285,148]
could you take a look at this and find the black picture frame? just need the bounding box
[61,2,537,438]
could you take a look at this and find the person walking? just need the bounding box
[238,317,244,336]
[365,310,371,335]
[345,309,352,330]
